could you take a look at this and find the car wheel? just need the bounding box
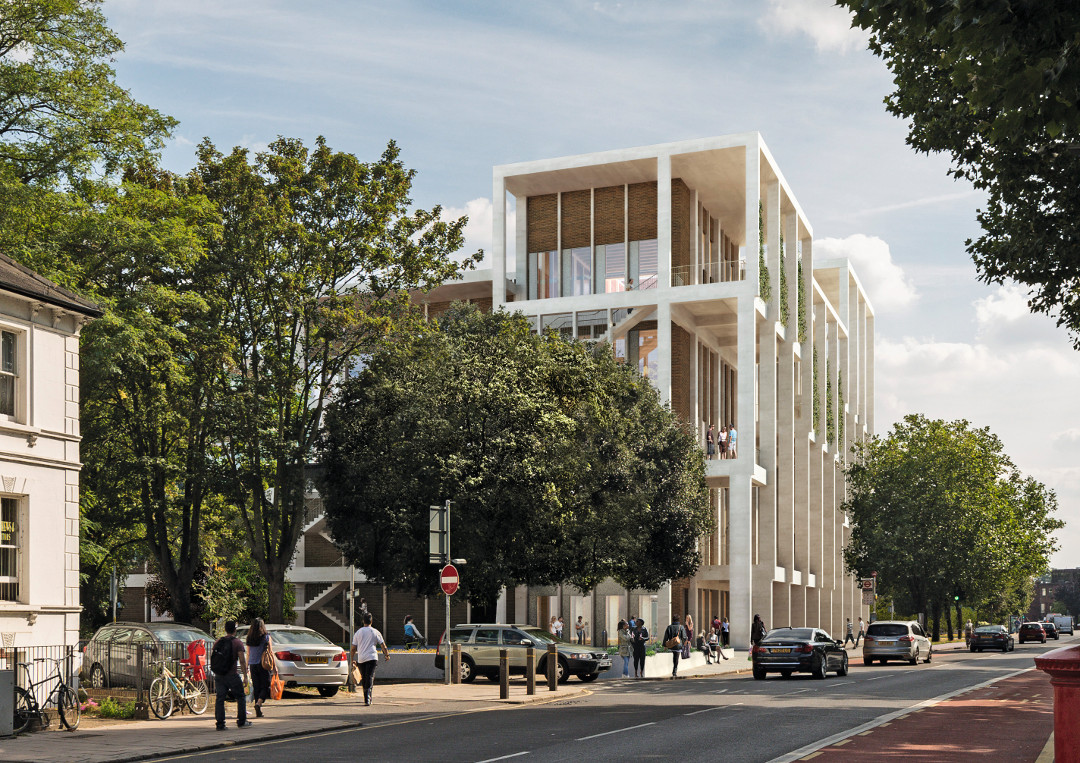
[863,656,873,666]
[578,673,598,683]
[925,648,932,663]
[909,648,919,665]
[780,669,793,678]
[837,652,849,676]
[460,656,476,683]
[970,645,977,652]
[89,663,107,689]
[752,667,766,680]
[557,658,570,684]
[317,686,338,697]
[813,655,827,680]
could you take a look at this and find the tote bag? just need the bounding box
[270,673,285,701]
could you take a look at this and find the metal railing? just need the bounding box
[672,260,745,287]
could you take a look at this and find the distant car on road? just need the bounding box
[970,625,1014,652]
[1052,615,1074,635]
[1040,621,1060,640]
[434,623,611,683]
[751,627,848,680]
[861,620,932,666]
[1018,622,1047,644]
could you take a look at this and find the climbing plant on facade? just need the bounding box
[778,229,789,328]
[812,344,820,434]
[826,359,835,446]
[797,258,807,343]
[757,201,771,303]
[837,369,845,457]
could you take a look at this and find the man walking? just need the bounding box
[211,620,251,730]
[663,614,689,678]
[855,617,865,647]
[350,612,390,706]
[844,618,856,648]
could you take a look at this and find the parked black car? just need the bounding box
[752,627,848,680]
[1040,621,1060,640]
[970,625,1014,652]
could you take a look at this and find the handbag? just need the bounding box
[260,634,275,672]
[350,663,362,685]
[270,673,284,701]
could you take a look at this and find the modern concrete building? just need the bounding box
[0,253,101,649]
[436,133,876,648]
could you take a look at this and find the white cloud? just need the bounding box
[815,234,917,312]
[973,284,1073,349]
[441,198,516,269]
[761,0,868,54]
[1052,429,1080,449]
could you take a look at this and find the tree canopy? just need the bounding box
[843,414,1061,636]
[318,304,713,606]
[837,1,1080,346]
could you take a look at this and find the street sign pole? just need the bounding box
[430,501,452,685]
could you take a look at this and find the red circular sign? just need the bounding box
[440,564,460,596]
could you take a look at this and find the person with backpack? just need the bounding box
[210,620,252,730]
[663,614,689,678]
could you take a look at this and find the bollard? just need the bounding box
[451,642,462,685]
[1035,644,1080,763]
[526,645,535,695]
[499,648,509,700]
[547,644,558,691]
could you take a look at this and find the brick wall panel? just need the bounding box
[628,182,657,240]
[304,534,343,567]
[671,179,691,271]
[561,189,591,249]
[527,194,558,252]
[671,323,692,424]
[594,185,625,245]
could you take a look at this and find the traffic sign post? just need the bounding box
[441,564,460,596]
[429,500,455,685]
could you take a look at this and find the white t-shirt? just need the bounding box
[352,626,385,663]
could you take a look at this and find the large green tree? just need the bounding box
[836,1,1080,346]
[843,415,1061,638]
[318,304,712,606]
[192,136,477,621]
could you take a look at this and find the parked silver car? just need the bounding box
[83,622,211,688]
[861,620,932,665]
[236,624,348,697]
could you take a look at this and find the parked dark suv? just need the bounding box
[83,622,211,689]
[434,623,611,683]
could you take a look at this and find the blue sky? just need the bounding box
[104,0,1079,568]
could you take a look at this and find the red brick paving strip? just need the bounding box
[803,669,1054,762]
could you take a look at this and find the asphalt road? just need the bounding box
[153,638,1069,763]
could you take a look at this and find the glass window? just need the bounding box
[562,247,592,297]
[474,628,500,644]
[598,243,626,293]
[0,497,17,601]
[627,329,658,379]
[576,311,607,341]
[0,331,15,417]
[629,239,658,291]
[528,251,559,300]
[541,313,573,340]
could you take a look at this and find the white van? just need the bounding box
[1052,615,1074,635]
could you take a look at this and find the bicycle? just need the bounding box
[148,658,209,719]
[12,655,81,734]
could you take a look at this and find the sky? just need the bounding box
[102,0,1079,568]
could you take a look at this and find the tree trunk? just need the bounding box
[267,575,285,625]
[956,600,963,635]
[945,603,953,640]
[931,599,941,641]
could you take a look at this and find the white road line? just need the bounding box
[476,753,530,763]
[866,675,885,680]
[684,701,744,716]
[577,722,656,741]
[766,667,1033,763]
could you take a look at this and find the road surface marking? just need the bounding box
[684,702,743,716]
[577,722,656,741]
[476,753,530,762]
[765,667,1033,763]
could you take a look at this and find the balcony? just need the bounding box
[672,260,745,287]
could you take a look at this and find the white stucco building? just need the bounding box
[436,133,875,648]
[0,253,100,649]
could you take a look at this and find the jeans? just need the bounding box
[214,671,247,728]
[621,655,631,677]
[671,649,681,676]
[358,660,377,704]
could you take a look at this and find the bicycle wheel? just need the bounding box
[12,686,34,735]
[183,678,208,715]
[58,685,81,731]
[148,677,174,719]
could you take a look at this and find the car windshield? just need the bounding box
[764,628,813,641]
[520,627,558,644]
[1022,624,1041,629]
[974,626,1001,633]
[267,629,334,646]
[866,623,908,637]
[151,628,209,643]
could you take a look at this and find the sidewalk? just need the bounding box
[0,681,591,763]
[794,666,1054,762]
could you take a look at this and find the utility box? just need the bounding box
[0,669,14,737]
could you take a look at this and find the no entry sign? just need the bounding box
[440,564,460,596]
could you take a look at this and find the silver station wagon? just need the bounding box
[861,620,932,665]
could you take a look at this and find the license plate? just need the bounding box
[305,656,329,665]
[771,648,791,654]
[878,640,894,646]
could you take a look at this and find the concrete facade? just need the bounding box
[0,254,100,649]
[478,134,875,648]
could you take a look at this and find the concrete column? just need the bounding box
[658,154,672,290]
[690,335,700,442]
[744,142,760,293]
[515,193,528,291]
[493,173,507,308]
[656,302,672,404]
[728,473,754,649]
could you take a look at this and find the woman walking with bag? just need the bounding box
[246,618,276,718]
[617,620,633,678]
